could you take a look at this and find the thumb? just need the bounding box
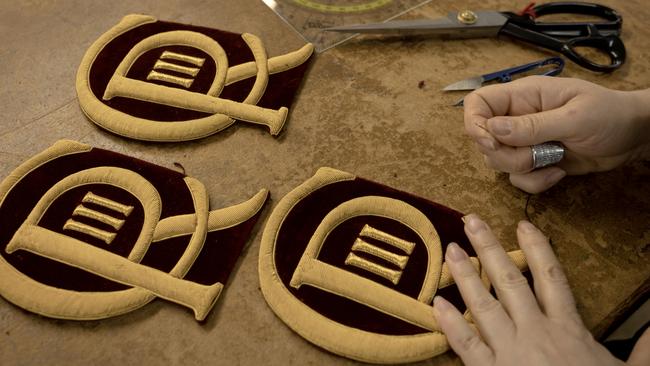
[486,107,575,147]
[627,326,650,366]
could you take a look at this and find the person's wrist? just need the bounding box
[622,89,650,161]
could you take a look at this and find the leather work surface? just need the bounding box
[1,1,649,365]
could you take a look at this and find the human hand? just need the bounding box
[432,214,650,366]
[464,76,650,193]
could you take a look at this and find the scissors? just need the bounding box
[443,56,565,106]
[326,2,625,72]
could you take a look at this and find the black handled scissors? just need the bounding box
[326,2,625,72]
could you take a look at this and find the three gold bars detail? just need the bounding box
[63,192,134,245]
[147,51,206,89]
[345,224,525,289]
[345,224,414,285]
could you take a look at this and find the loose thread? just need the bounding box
[524,193,533,223]
[474,122,489,132]
[173,162,186,176]
[523,193,554,248]
[518,2,537,18]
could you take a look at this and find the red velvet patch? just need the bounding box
[85,17,312,128]
[0,145,265,299]
[271,176,472,335]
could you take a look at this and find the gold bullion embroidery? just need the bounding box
[0,140,268,321]
[344,225,415,285]
[63,219,117,244]
[76,14,314,141]
[72,205,127,230]
[259,167,530,364]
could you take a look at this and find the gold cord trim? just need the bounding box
[360,224,415,255]
[6,224,221,321]
[344,252,402,285]
[72,205,125,230]
[152,188,268,242]
[77,16,312,141]
[225,43,314,85]
[288,194,442,331]
[258,168,450,363]
[63,219,116,244]
[160,50,205,66]
[351,238,409,269]
[82,192,133,216]
[0,141,165,320]
[146,70,194,88]
[153,60,200,76]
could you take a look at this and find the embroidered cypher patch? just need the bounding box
[0,140,268,321]
[259,168,528,363]
[76,14,314,141]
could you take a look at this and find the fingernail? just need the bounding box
[488,117,512,136]
[477,137,497,151]
[545,169,567,185]
[446,242,467,262]
[463,214,486,234]
[433,296,451,314]
[518,220,537,234]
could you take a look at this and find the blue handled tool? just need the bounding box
[442,57,564,106]
[443,56,564,91]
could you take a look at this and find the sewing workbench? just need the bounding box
[0,1,648,365]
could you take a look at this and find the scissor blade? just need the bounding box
[325,11,508,38]
[442,76,484,91]
[325,18,454,34]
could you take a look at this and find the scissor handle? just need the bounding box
[562,29,626,71]
[528,2,623,38]
[533,2,620,19]
[499,21,626,72]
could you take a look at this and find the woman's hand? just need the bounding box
[463,77,650,193]
[433,214,649,366]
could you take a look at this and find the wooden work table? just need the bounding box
[0,1,648,365]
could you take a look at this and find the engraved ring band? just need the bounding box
[531,142,565,169]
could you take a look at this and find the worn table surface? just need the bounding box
[1,1,648,365]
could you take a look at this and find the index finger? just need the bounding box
[516,221,582,326]
[464,76,552,143]
[463,90,501,146]
[462,215,541,327]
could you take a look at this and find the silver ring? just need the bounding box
[531,142,565,169]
